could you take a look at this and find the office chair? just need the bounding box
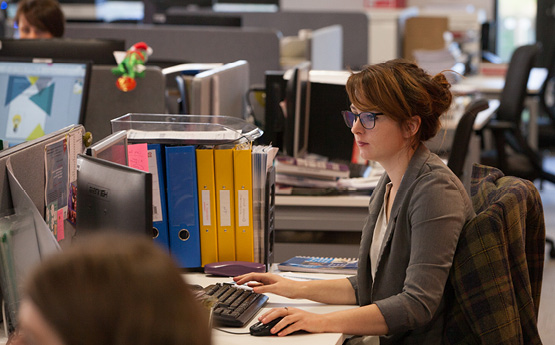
[538,46,555,259]
[447,98,490,179]
[445,164,545,344]
[480,43,555,185]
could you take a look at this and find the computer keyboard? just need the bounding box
[203,283,269,327]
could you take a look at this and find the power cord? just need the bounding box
[214,327,250,335]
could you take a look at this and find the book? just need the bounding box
[278,256,358,275]
[275,156,350,180]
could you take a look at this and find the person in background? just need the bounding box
[13,233,212,345]
[14,0,64,39]
[234,59,475,344]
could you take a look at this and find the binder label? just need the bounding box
[148,149,163,223]
[238,190,250,227]
[201,190,212,226]
[219,190,232,226]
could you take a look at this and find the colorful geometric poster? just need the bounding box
[4,75,55,142]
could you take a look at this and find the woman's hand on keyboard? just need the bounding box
[233,273,302,299]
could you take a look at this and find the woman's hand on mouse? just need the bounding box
[233,272,301,299]
[259,306,329,336]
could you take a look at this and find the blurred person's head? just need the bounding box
[15,0,65,39]
[17,233,212,345]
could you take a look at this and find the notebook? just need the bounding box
[278,256,358,275]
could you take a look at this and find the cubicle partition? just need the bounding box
[0,125,85,248]
[84,66,166,142]
[64,23,281,86]
[163,9,369,70]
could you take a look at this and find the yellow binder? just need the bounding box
[196,147,218,266]
[233,144,254,262]
[214,146,236,261]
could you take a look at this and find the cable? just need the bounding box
[214,327,250,335]
[2,299,8,338]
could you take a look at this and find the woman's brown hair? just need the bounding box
[23,234,211,345]
[346,59,452,145]
[15,0,65,37]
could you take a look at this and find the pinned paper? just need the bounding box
[57,208,64,241]
[127,143,149,172]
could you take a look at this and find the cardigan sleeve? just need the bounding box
[374,171,472,333]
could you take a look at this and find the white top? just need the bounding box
[370,183,391,280]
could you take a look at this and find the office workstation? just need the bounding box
[0,0,552,343]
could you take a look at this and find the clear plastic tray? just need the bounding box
[111,113,263,145]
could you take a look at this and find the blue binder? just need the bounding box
[165,145,201,268]
[147,144,169,251]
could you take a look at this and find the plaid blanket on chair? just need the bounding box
[444,164,545,344]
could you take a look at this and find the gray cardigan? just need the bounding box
[347,144,475,345]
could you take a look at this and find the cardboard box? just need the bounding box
[403,16,449,61]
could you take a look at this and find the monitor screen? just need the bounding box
[0,38,125,65]
[76,154,153,237]
[0,60,91,147]
[283,61,311,158]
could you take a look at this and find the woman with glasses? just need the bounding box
[235,59,475,344]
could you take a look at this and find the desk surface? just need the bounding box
[310,68,548,96]
[186,270,359,345]
[451,67,547,95]
[442,99,500,131]
[276,194,371,207]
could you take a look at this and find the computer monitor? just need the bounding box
[190,60,249,119]
[164,11,242,27]
[283,61,311,158]
[259,70,286,147]
[76,154,153,237]
[0,38,125,65]
[143,0,214,23]
[212,0,278,12]
[0,59,91,147]
[86,130,128,166]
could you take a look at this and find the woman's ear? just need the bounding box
[403,116,421,138]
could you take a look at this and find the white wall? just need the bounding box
[280,0,494,21]
[406,0,494,20]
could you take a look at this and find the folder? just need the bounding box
[214,146,236,261]
[147,144,169,252]
[196,147,219,266]
[233,144,254,262]
[165,145,201,268]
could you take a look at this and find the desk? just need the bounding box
[185,270,359,345]
[451,67,548,149]
[0,271,359,345]
[274,195,370,262]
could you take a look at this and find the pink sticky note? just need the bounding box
[57,209,65,241]
[127,143,149,172]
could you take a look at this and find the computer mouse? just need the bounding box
[204,261,266,277]
[249,317,284,336]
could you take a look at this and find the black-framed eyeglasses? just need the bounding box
[341,110,384,129]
